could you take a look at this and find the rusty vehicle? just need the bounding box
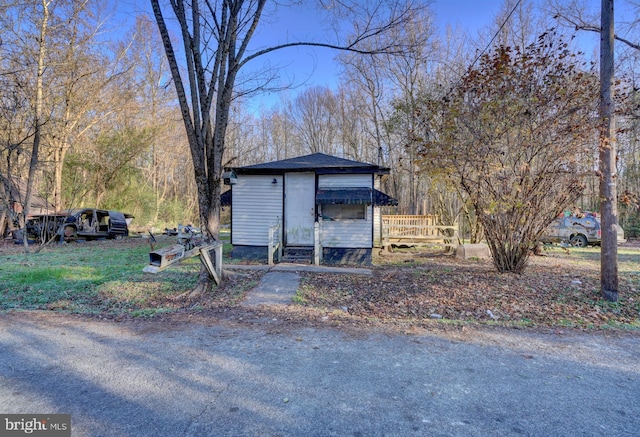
[25,208,133,242]
[540,212,626,247]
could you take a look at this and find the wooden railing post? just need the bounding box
[268,225,275,266]
[267,224,278,266]
[268,221,281,266]
[314,222,321,265]
[277,218,283,262]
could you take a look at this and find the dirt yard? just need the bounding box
[2,236,639,332]
[295,247,639,329]
[169,240,640,333]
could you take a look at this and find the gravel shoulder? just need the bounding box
[2,238,640,435]
[1,310,639,436]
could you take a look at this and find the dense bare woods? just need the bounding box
[1,0,639,265]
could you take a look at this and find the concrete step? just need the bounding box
[282,247,313,264]
[281,257,312,264]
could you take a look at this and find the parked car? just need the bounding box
[25,208,133,242]
[541,213,626,247]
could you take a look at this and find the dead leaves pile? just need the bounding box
[298,256,640,330]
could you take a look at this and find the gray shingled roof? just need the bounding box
[232,153,388,174]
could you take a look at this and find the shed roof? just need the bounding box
[373,189,399,206]
[1,176,52,211]
[231,153,389,175]
[220,189,232,206]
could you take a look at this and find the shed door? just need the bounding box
[285,172,315,246]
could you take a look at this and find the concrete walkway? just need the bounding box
[230,263,372,308]
[241,271,301,307]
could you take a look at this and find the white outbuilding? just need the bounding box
[223,153,397,265]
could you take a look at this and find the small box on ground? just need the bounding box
[455,243,491,260]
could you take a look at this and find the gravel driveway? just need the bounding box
[1,311,639,437]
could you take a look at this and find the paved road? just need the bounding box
[1,310,639,437]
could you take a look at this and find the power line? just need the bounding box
[442,0,524,99]
[466,0,524,74]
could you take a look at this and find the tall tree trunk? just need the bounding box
[599,0,618,301]
[21,0,50,250]
[53,141,68,211]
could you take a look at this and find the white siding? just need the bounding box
[318,174,373,248]
[232,175,283,245]
[320,206,372,248]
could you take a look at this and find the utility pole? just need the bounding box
[599,0,618,302]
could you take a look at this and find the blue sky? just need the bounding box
[432,0,502,32]
[115,1,503,77]
[242,0,505,111]
[114,0,608,112]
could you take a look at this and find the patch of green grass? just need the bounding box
[0,240,200,317]
[292,290,309,305]
[602,319,640,329]
[129,308,174,318]
[543,245,640,274]
[557,319,578,327]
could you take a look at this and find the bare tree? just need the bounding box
[288,86,339,155]
[46,0,134,211]
[19,0,50,250]
[549,0,640,51]
[417,32,599,273]
[261,106,296,162]
[340,52,393,170]
[334,85,376,163]
[0,51,33,237]
[386,9,436,214]
[126,16,188,224]
[1,0,141,234]
[150,0,427,290]
[492,0,554,50]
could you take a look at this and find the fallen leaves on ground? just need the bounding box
[296,252,640,330]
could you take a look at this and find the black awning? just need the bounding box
[316,188,372,205]
[315,188,398,206]
[373,189,399,206]
[220,190,232,206]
